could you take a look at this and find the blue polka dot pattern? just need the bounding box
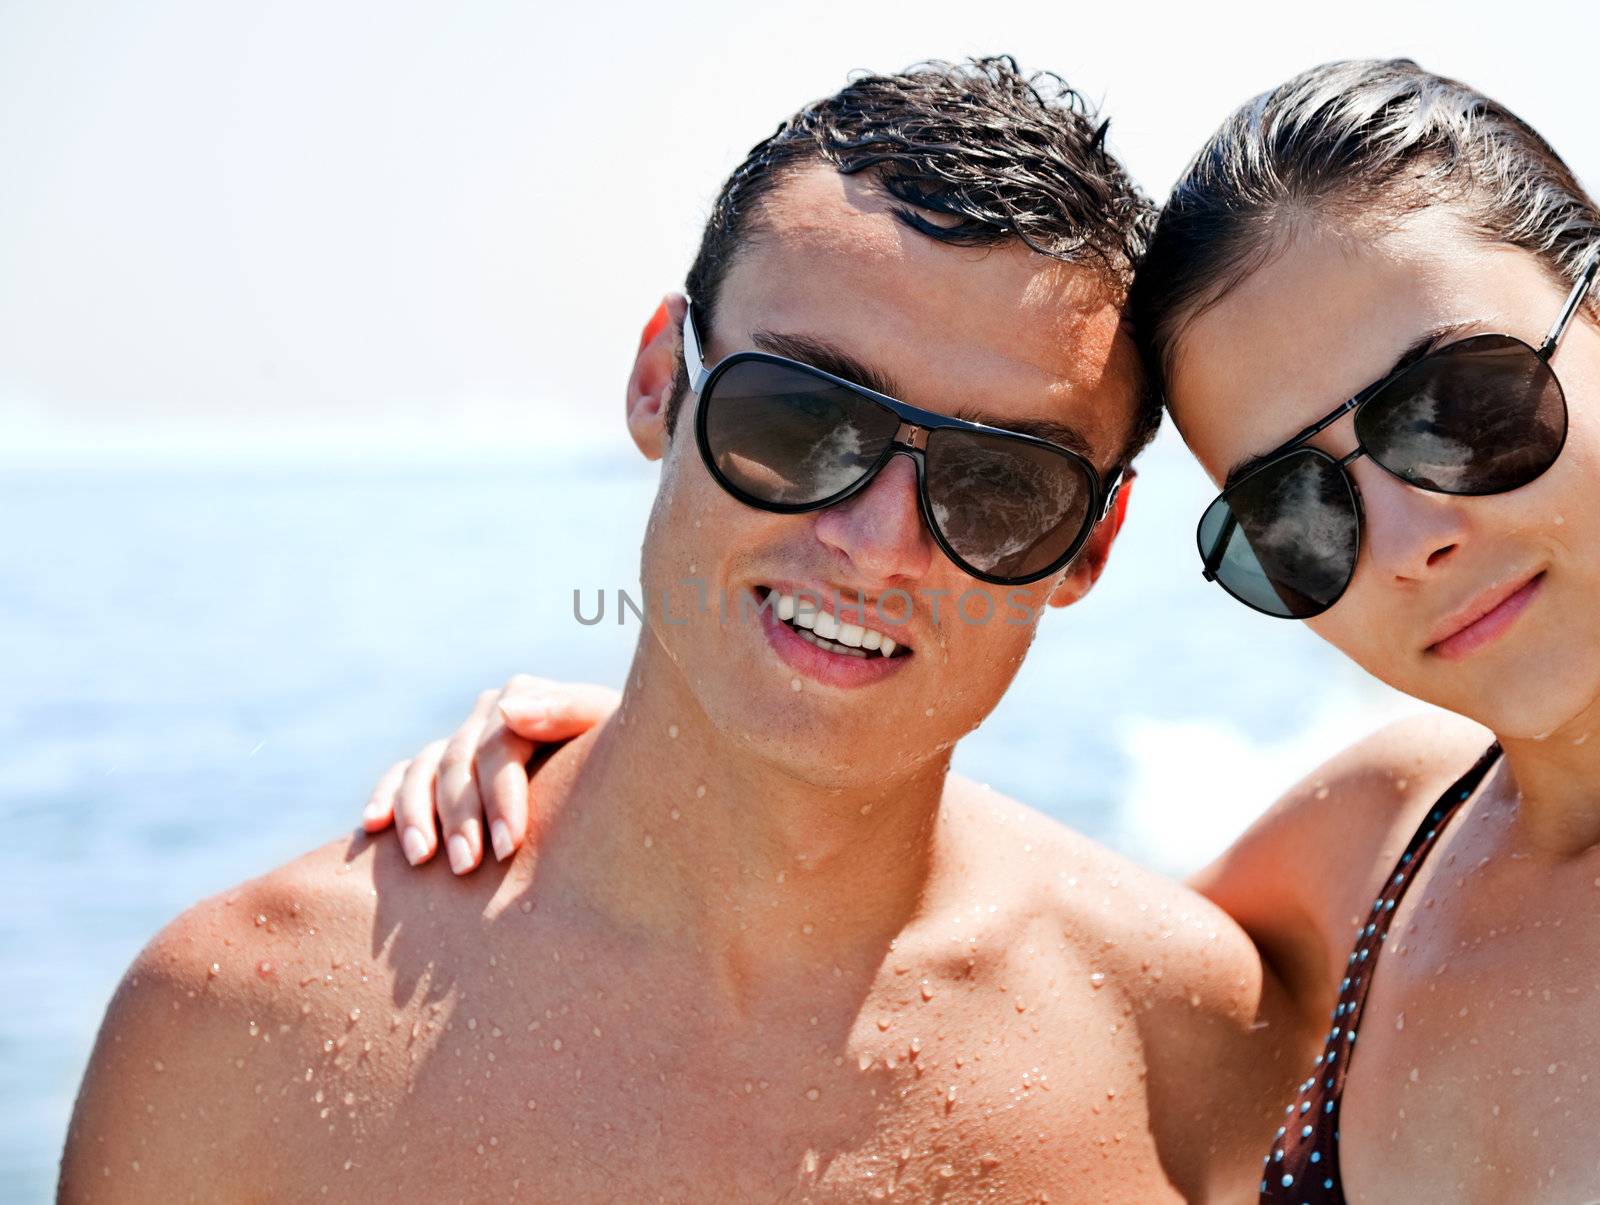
[1257,743,1501,1204]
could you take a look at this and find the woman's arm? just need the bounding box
[360,675,618,873]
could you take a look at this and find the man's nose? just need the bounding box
[1352,458,1469,584]
[812,453,935,583]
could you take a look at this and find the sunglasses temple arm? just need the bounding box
[1200,509,1237,582]
[1538,242,1600,359]
[681,302,711,394]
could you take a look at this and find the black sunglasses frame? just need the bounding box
[683,303,1125,587]
[1199,244,1600,619]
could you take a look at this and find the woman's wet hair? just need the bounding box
[1131,58,1600,402]
[669,56,1161,468]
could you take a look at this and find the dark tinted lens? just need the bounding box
[924,428,1093,582]
[1200,450,1358,619]
[1355,333,1567,495]
[700,358,899,506]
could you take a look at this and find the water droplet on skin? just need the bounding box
[921,981,934,1001]
[1554,514,1565,525]
[791,678,802,692]
[348,1008,361,1024]
[1396,1012,1405,1031]
[466,1018,477,1031]
[1409,1068,1420,1083]
[520,900,533,913]
[643,834,654,849]
[1315,785,1330,801]
[877,1016,890,1031]
[255,914,267,927]
[858,1051,873,1071]
[667,725,679,739]
[802,923,815,936]
[552,1038,563,1052]
[1088,972,1106,989]
[670,808,680,821]
[256,960,274,978]
[805,1087,820,1101]
[208,962,221,978]
[924,707,935,717]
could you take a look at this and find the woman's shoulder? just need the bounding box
[1188,710,1494,1029]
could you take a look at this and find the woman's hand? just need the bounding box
[360,675,619,874]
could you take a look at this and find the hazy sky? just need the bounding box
[3,0,1596,457]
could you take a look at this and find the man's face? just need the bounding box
[638,165,1138,785]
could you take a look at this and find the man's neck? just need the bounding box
[532,633,956,1013]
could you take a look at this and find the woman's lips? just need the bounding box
[1426,571,1546,661]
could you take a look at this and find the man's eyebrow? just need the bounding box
[749,329,1100,463]
[1223,322,1478,486]
[750,330,902,399]
[947,407,1097,462]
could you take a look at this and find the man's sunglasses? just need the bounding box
[682,305,1125,586]
[1197,244,1600,620]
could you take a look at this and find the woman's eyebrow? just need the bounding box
[1223,321,1481,486]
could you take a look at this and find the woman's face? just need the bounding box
[1168,206,1600,740]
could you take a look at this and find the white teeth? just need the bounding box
[766,589,910,657]
[796,628,868,658]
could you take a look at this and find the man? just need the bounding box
[61,59,1309,1202]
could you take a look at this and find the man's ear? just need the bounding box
[625,293,688,461]
[1045,470,1136,610]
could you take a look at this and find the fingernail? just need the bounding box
[401,827,429,865]
[447,833,473,875]
[500,698,550,722]
[491,820,513,861]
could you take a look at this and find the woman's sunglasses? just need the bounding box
[683,306,1125,586]
[1197,244,1600,619]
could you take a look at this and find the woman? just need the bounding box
[1130,58,1600,1203]
[364,60,1600,1201]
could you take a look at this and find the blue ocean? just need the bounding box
[0,430,1407,1200]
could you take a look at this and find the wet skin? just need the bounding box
[61,167,1306,1203]
[1171,209,1600,1201]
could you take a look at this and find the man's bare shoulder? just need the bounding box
[61,832,516,1202]
[938,777,1258,998]
[937,777,1287,1199]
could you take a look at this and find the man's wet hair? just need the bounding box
[667,56,1160,471]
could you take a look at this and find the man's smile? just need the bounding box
[763,586,913,658]
[753,584,914,688]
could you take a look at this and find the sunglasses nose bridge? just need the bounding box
[891,421,929,452]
